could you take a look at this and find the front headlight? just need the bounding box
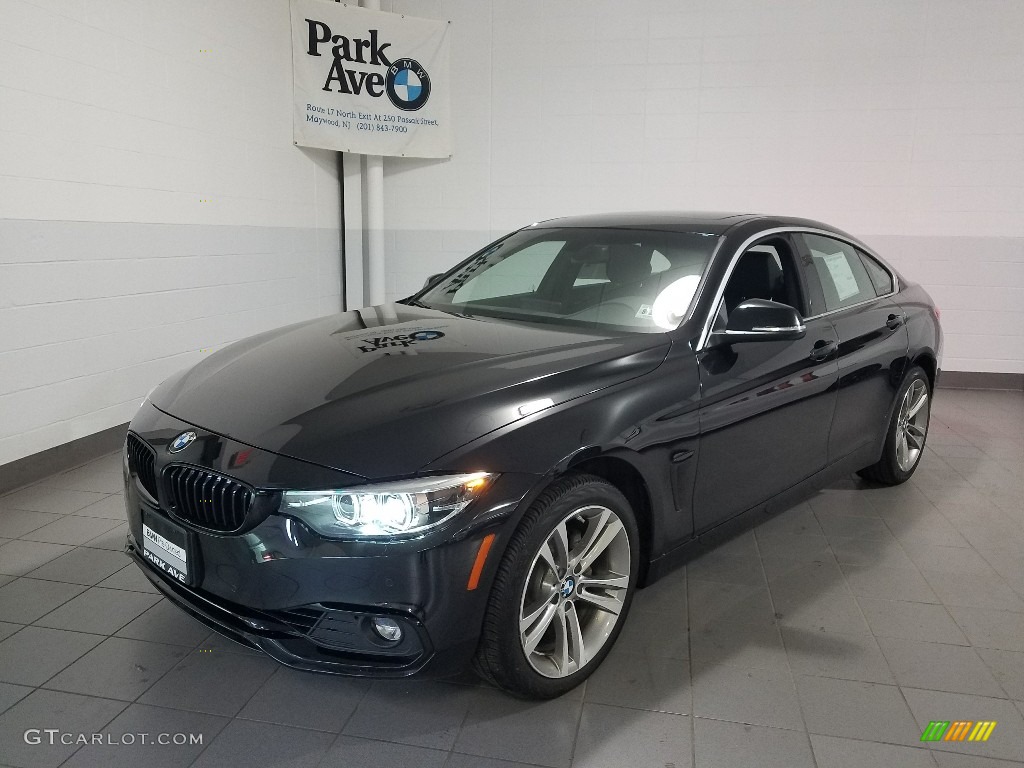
[279,472,495,539]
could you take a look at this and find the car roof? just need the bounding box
[530,211,843,237]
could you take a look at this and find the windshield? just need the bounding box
[415,227,721,333]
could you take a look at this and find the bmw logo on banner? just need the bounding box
[386,59,430,111]
[291,0,451,158]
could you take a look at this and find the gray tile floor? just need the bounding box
[0,388,1022,767]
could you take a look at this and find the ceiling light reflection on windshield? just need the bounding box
[652,275,701,330]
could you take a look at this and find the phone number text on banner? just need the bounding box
[291,0,451,158]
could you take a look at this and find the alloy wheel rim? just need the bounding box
[518,505,631,678]
[896,379,929,472]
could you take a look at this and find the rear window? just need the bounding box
[572,249,674,287]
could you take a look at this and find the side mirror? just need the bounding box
[710,299,805,345]
[422,273,444,290]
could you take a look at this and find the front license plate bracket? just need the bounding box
[141,509,200,586]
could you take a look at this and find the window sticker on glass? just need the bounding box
[821,252,861,302]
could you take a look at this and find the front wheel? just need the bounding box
[473,474,639,699]
[858,366,932,485]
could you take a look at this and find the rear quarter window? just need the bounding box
[800,234,877,311]
[858,249,895,296]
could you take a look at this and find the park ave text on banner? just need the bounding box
[290,0,451,158]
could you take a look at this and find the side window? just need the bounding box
[715,239,806,330]
[800,234,877,311]
[650,250,671,274]
[573,249,671,287]
[453,241,563,302]
[573,261,609,286]
[858,249,895,296]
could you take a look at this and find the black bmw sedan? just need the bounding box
[124,212,941,698]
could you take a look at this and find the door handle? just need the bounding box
[886,313,905,330]
[809,339,836,362]
[671,449,694,464]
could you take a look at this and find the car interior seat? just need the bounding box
[723,251,786,312]
[606,244,651,286]
[568,243,654,324]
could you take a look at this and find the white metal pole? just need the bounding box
[365,155,385,305]
[362,0,386,306]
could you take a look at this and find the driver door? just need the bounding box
[692,234,840,533]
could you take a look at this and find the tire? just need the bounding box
[473,473,639,699]
[858,366,932,485]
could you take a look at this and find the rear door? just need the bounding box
[693,233,839,532]
[794,233,909,462]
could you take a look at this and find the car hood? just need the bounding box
[151,304,670,478]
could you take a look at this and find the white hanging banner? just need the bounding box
[290,0,451,158]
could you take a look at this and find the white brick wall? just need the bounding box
[2,0,1022,469]
[381,0,1024,374]
[0,0,343,466]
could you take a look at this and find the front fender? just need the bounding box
[423,344,702,561]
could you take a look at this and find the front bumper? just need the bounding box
[127,539,441,676]
[124,402,542,678]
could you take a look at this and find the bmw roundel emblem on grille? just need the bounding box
[168,431,197,453]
